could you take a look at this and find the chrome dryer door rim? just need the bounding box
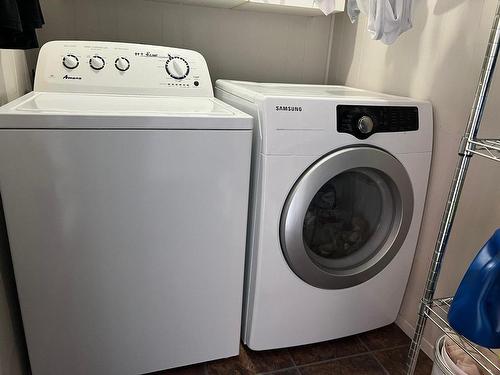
[280,146,414,289]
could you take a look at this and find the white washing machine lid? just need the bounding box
[0,92,252,130]
[216,80,417,103]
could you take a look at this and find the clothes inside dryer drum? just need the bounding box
[303,168,395,270]
[304,171,380,258]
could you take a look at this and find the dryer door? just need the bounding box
[280,146,414,289]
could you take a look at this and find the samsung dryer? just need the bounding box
[0,41,252,375]
[215,80,432,350]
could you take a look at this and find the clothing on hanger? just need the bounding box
[0,0,44,49]
[347,0,413,45]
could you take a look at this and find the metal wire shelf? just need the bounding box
[424,297,500,375]
[467,139,500,162]
[406,1,500,373]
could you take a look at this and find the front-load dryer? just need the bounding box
[215,80,433,350]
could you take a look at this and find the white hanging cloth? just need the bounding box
[347,0,413,45]
[314,0,340,15]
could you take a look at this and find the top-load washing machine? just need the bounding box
[215,80,433,350]
[0,41,252,375]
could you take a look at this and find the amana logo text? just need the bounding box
[63,74,82,80]
[276,105,303,112]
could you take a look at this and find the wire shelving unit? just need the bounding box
[406,1,500,374]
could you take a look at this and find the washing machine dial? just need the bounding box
[63,54,79,69]
[115,57,130,71]
[89,56,105,70]
[357,116,374,134]
[166,57,190,80]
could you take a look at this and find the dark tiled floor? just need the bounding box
[154,324,433,375]
[374,346,433,375]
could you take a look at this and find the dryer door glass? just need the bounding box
[303,168,394,270]
[280,147,414,289]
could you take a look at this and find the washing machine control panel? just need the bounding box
[337,105,419,139]
[34,41,213,96]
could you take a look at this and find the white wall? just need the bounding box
[0,50,31,375]
[330,0,500,356]
[37,0,334,84]
[0,51,32,104]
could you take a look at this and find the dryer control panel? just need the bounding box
[337,105,419,140]
[34,41,213,97]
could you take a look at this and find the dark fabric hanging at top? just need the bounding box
[0,0,44,49]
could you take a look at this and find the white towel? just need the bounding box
[347,0,413,44]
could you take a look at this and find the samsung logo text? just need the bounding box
[275,105,303,112]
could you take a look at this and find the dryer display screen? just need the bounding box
[337,105,419,139]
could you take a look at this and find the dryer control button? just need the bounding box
[357,116,374,134]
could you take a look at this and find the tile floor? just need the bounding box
[152,324,433,375]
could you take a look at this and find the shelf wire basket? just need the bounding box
[424,297,500,375]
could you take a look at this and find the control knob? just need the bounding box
[89,56,105,70]
[63,55,79,69]
[166,57,189,80]
[115,57,130,72]
[357,116,374,134]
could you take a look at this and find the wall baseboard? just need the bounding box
[396,315,435,360]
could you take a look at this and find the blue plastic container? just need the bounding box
[448,229,500,348]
